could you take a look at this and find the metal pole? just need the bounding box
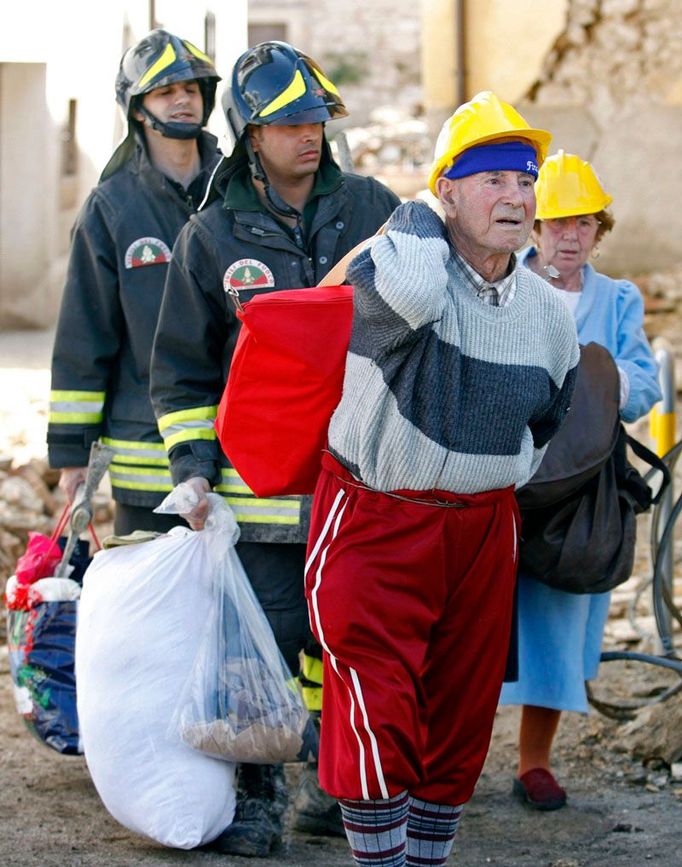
[455,0,466,105]
[334,131,354,174]
[651,337,676,648]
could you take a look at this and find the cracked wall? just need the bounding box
[528,0,682,118]
[521,0,682,272]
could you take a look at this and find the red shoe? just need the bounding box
[513,768,567,811]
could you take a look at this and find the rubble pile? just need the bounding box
[636,265,682,314]
[332,106,431,198]
[0,455,114,590]
[336,106,431,173]
[632,267,682,387]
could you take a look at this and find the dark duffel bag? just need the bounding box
[516,342,668,595]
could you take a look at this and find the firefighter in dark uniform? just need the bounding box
[150,41,400,857]
[48,30,221,535]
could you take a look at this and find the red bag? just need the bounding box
[215,284,353,497]
[14,506,71,586]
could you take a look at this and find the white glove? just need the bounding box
[154,477,211,530]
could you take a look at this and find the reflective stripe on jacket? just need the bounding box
[155,407,304,532]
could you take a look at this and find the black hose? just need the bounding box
[601,650,682,673]
[651,489,682,652]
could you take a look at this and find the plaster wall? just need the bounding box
[0,0,247,328]
[422,0,567,137]
[0,64,51,326]
[249,0,423,126]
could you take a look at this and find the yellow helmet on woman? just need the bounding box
[535,150,613,219]
[428,91,552,195]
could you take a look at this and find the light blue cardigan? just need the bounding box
[499,249,662,713]
[518,248,661,421]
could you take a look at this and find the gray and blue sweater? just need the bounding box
[327,201,580,494]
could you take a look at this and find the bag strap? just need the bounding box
[88,522,102,552]
[626,433,671,505]
[55,503,102,551]
[30,504,72,578]
[51,503,71,543]
[225,229,383,314]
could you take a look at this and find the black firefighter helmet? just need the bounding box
[116,29,220,139]
[221,41,347,218]
[223,40,347,143]
[101,30,220,181]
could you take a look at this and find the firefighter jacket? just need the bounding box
[150,153,400,543]
[48,131,221,508]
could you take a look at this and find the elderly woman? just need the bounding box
[500,150,661,809]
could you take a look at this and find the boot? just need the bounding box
[292,763,345,837]
[266,762,289,837]
[210,763,288,857]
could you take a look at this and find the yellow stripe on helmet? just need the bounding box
[312,67,340,97]
[137,42,177,90]
[183,40,212,65]
[259,69,306,118]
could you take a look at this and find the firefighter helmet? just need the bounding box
[223,40,348,144]
[116,29,220,139]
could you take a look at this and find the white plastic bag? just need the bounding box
[161,493,309,764]
[75,522,237,849]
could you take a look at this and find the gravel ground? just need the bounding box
[2,660,681,867]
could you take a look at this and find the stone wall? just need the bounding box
[521,0,682,274]
[527,0,682,113]
[248,0,423,126]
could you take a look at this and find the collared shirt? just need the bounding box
[454,251,518,307]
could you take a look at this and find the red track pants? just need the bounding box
[305,453,519,806]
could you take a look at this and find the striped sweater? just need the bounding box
[327,201,580,494]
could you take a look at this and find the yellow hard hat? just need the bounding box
[535,150,613,219]
[428,91,552,195]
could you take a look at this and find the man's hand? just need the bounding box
[182,477,212,530]
[59,467,88,503]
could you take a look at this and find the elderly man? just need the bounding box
[304,91,580,867]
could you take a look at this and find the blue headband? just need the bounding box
[444,141,539,180]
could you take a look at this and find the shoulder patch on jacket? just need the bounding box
[124,237,172,268]
[223,259,275,293]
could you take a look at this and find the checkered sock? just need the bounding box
[405,796,463,866]
[338,791,409,866]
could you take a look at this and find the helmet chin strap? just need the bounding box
[244,137,302,221]
[138,104,202,140]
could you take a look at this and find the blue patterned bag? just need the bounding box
[5,538,91,755]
